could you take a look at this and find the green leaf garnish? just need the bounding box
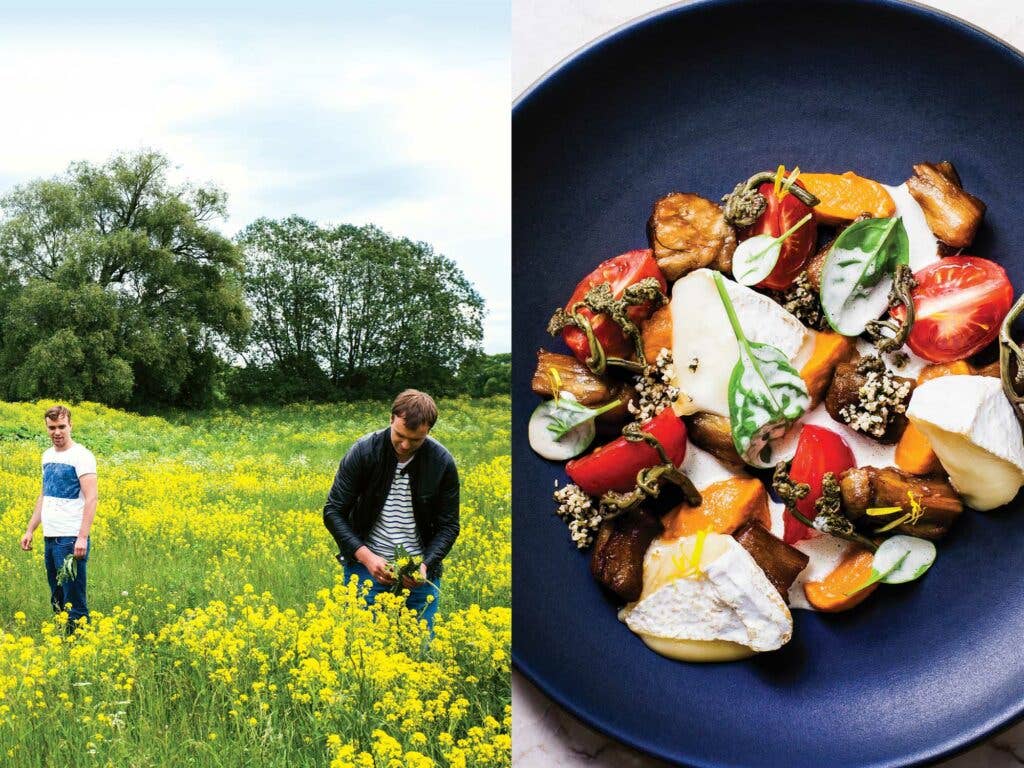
[820,216,910,336]
[545,396,622,440]
[733,212,813,286]
[713,272,809,468]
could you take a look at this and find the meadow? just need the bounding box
[0,398,511,768]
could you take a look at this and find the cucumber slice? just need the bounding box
[873,535,937,584]
[528,399,596,460]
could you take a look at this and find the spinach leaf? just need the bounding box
[820,216,910,336]
[713,272,810,468]
[733,212,813,286]
[545,394,621,440]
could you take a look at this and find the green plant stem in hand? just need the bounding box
[55,553,77,587]
[386,545,439,595]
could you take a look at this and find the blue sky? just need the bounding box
[0,1,510,352]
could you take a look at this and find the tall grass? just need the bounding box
[0,398,510,767]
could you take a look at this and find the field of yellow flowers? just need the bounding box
[0,398,510,767]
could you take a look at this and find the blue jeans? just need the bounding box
[44,536,89,627]
[344,561,440,633]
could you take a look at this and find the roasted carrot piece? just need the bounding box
[641,303,673,366]
[800,171,896,226]
[803,547,878,612]
[663,477,770,538]
[799,332,858,407]
[895,360,972,474]
[917,360,973,383]
[895,425,942,475]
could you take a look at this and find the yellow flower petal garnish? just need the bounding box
[906,490,923,525]
[773,164,785,198]
[866,506,903,516]
[548,367,562,404]
[779,166,801,199]
[672,528,710,580]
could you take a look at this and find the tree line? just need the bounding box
[0,151,508,407]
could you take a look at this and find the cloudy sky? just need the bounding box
[0,1,510,352]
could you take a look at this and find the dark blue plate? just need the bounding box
[512,1,1024,766]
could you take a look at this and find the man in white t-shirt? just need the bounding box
[19,405,98,630]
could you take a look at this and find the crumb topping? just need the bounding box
[778,272,827,330]
[839,357,913,438]
[553,483,606,549]
[629,348,680,422]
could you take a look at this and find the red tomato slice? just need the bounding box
[741,181,816,291]
[785,424,856,544]
[566,408,687,497]
[890,256,1013,364]
[562,250,667,364]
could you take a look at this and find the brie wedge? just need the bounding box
[670,268,812,417]
[620,533,792,660]
[906,375,1024,511]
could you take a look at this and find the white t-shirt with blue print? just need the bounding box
[41,442,97,537]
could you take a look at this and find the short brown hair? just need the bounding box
[44,405,72,423]
[391,389,438,430]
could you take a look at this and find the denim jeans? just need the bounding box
[44,536,89,627]
[344,561,440,633]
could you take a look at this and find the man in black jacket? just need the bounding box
[323,389,459,631]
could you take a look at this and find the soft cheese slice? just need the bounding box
[620,533,792,659]
[670,268,811,417]
[906,375,1024,511]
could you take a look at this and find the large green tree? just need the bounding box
[235,218,485,398]
[0,151,249,406]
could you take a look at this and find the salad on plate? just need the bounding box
[529,163,1024,662]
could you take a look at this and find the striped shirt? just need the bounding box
[365,458,422,558]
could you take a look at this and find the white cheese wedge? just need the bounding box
[906,375,1024,511]
[620,533,792,659]
[670,268,811,417]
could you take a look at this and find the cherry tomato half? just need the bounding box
[785,424,856,545]
[562,249,667,364]
[890,256,1013,363]
[741,181,817,291]
[566,408,687,497]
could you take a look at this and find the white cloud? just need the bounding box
[0,15,510,352]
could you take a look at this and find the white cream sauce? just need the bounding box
[883,182,940,273]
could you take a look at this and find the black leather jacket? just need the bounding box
[323,428,460,580]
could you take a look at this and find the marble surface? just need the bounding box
[512,1,1024,766]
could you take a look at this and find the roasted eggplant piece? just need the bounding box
[531,348,633,423]
[825,358,915,444]
[684,412,744,469]
[906,161,985,249]
[590,509,663,602]
[840,466,963,540]
[732,520,809,599]
[647,192,736,281]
